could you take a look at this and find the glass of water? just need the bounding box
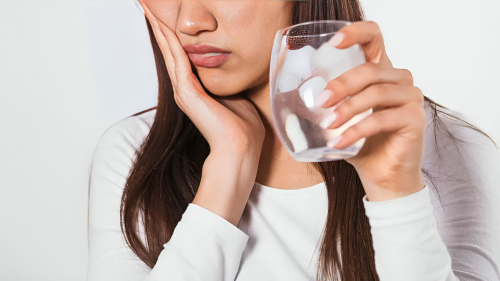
[269,20,373,162]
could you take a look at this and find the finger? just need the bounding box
[324,84,422,130]
[140,0,208,111]
[159,35,178,84]
[330,103,426,149]
[147,13,193,78]
[319,63,413,108]
[140,1,169,54]
[140,1,182,72]
[331,21,391,67]
[140,1,177,82]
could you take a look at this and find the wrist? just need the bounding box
[195,146,261,226]
[210,139,262,162]
[360,174,425,202]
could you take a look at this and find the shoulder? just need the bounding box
[95,108,157,151]
[423,101,499,166]
[422,100,500,217]
[88,109,157,268]
[421,100,500,207]
[90,108,157,189]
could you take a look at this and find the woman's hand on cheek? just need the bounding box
[319,21,426,202]
[139,1,265,155]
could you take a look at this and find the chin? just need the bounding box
[205,86,242,97]
[198,74,248,96]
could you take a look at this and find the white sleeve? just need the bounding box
[363,185,458,281]
[87,119,249,281]
[362,107,500,281]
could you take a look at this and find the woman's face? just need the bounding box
[144,0,295,96]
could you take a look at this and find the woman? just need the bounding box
[87,0,500,280]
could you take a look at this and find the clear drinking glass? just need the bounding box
[269,20,373,162]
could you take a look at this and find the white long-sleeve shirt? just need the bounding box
[86,105,500,281]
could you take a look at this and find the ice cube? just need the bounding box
[312,43,367,80]
[277,45,316,93]
[311,42,348,69]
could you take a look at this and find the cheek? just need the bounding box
[202,5,289,95]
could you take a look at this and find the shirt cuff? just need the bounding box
[183,203,250,246]
[149,203,249,281]
[362,185,432,229]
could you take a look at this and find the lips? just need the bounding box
[183,44,231,68]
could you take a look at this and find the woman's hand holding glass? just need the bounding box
[319,21,426,202]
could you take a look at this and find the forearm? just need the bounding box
[193,145,261,226]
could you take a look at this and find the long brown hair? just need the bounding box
[119,1,497,280]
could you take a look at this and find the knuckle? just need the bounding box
[417,93,425,105]
[365,62,380,76]
[372,109,391,127]
[412,108,426,129]
[361,62,384,83]
[409,103,421,114]
[367,20,380,30]
[399,68,413,84]
[337,99,352,118]
[331,77,347,96]
[412,86,424,103]
[372,83,388,99]
[346,123,361,137]
[416,101,426,115]
[403,68,413,80]
[333,74,346,86]
[408,103,425,121]
[378,110,392,124]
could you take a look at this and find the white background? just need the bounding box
[0,0,498,280]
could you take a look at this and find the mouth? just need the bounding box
[187,53,231,68]
[183,44,232,68]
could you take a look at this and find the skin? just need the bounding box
[142,0,323,190]
[139,0,425,224]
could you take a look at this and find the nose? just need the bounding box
[176,1,217,37]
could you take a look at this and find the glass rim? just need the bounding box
[278,19,352,38]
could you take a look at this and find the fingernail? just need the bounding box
[315,89,333,108]
[135,0,145,14]
[327,135,343,148]
[319,112,337,129]
[329,32,345,47]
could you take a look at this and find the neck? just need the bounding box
[244,82,323,190]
